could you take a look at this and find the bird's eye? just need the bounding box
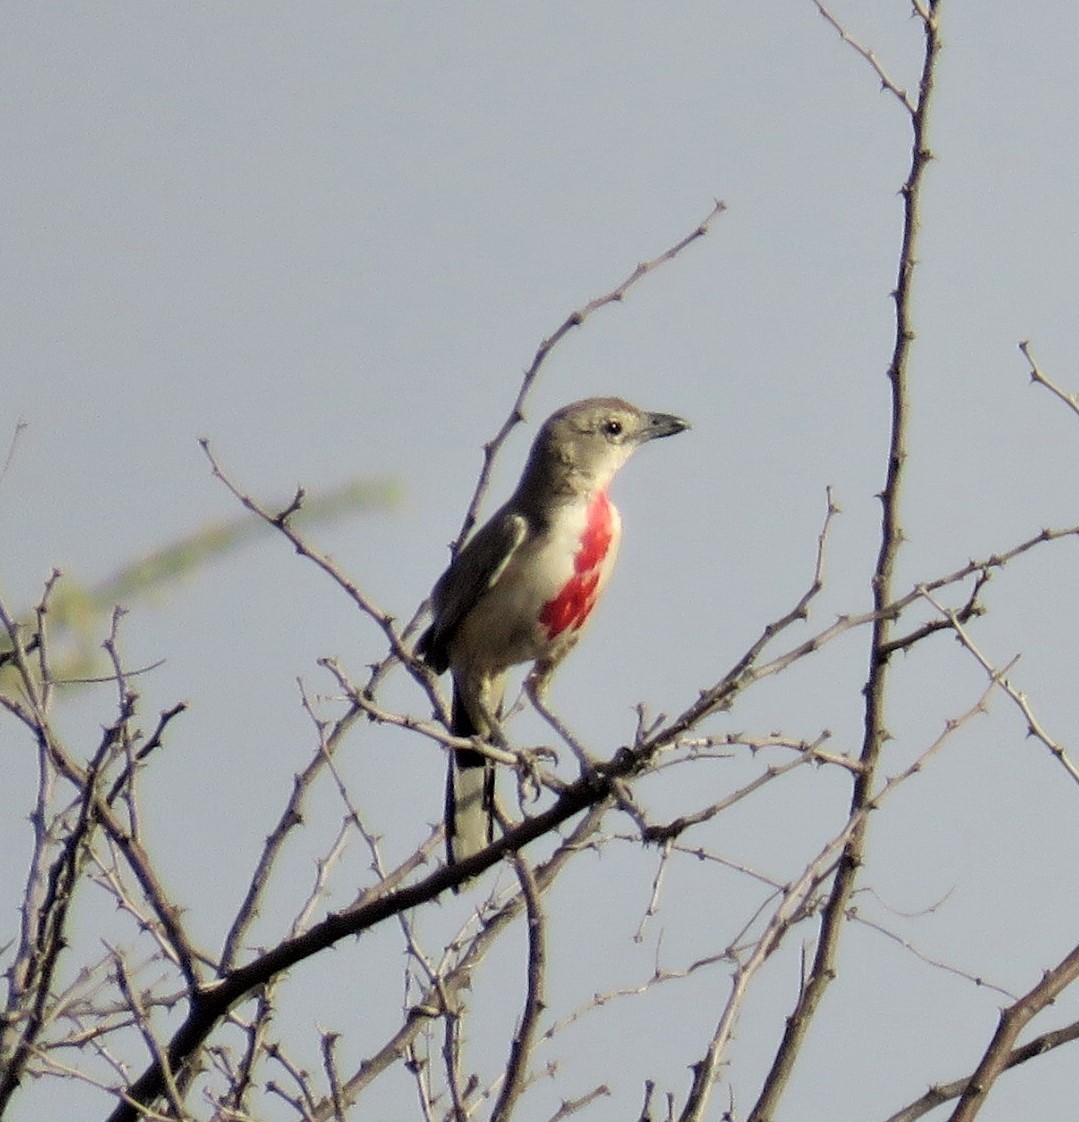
[603,419,623,437]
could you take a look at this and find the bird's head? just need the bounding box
[525,397,690,495]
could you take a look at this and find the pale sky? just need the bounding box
[4,4,1079,1120]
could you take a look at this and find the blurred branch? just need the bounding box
[0,418,28,490]
[103,475,400,606]
[0,475,399,688]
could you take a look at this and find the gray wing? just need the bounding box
[416,507,529,673]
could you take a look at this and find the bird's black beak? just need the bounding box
[640,411,691,442]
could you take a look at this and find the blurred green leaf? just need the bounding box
[1,475,401,690]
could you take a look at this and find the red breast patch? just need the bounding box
[539,491,614,639]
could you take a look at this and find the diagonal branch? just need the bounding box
[489,855,546,1122]
[1019,339,1079,420]
[883,1017,1079,1122]
[946,943,1079,1122]
[809,0,916,113]
[920,587,1079,789]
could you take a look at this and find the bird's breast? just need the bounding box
[538,490,621,640]
[450,491,622,675]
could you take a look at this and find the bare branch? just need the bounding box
[920,587,1079,788]
[681,673,993,1122]
[883,1019,1079,1122]
[808,0,916,113]
[0,417,28,490]
[1019,339,1079,420]
[546,1085,612,1122]
[948,943,1079,1122]
[489,855,546,1122]
[746,8,943,1117]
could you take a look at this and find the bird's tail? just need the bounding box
[446,686,496,870]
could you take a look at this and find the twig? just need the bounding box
[809,0,916,113]
[200,440,424,680]
[882,1018,1079,1122]
[266,1039,320,1120]
[662,486,838,734]
[320,657,518,767]
[679,815,864,1122]
[635,840,673,943]
[320,1030,347,1122]
[681,674,993,1122]
[1019,339,1079,420]
[948,943,1079,1122]
[0,418,28,490]
[526,681,596,772]
[919,586,1079,788]
[847,908,1016,1000]
[642,751,819,845]
[110,950,186,1119]
[546,1085,611,1122]
[220,695,367,969]
[489,855,546,1122]
[880,569,989,657]
[225,988,275,1119]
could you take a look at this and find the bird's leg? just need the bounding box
[524,663,595,772]
[476,704,512,752]
[464,677,512,751]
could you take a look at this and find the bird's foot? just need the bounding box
[513,744,561,803]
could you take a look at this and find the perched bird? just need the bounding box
[417,397,690,868]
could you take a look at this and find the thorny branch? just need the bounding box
[882,1018,1079,1122]
[97,486,1065,1121]
[1019,339,1079,420]
[809,0,916,113]
[920,588,1079,789]
[489,856,546,1122]
[6,471,1079,1122]
[747,4,942,1121]
[8,13,1079,1118]
[678,674,996,1122]
[93,200,730,1121]
[947,942,1079,1122]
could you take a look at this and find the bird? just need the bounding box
[416,397,690,870]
